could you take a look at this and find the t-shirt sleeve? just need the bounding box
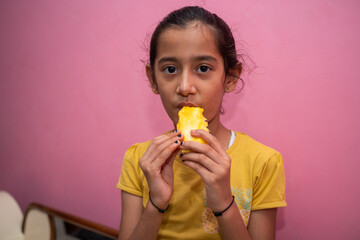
[251,151,287,210]
[116,144,144,197]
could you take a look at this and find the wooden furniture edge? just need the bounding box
[22,204,56,240]
[22,203,119,239]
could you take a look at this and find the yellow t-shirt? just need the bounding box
[117,131,286,239]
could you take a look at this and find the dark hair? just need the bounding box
[149,6,242,78]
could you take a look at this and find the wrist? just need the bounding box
[207,189,233,212]
[148,191,170,214]
[212,195,235,217]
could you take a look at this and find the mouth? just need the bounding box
[176,102,198,109]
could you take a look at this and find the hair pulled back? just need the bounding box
[149,6,242,76]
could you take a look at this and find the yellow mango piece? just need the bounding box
[176,106,209,145]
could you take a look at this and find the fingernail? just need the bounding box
[175,140,179,144]
[177,134,181,137]
[180,141,183,146]
[180,153,183,157]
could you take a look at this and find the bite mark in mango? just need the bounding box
[176,106,209,146]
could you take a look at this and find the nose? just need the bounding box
[176,71,197,96]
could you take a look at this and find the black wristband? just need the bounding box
[212,196,235,217]
[148,192,169,214]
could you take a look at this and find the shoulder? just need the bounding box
[229,131,284,172]
[228,132,286,209]
[231,131,280,158]
[117,139,152,193]
[124,139,152,157]
[121,139,152,172]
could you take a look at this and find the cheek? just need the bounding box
[158,92,172,109]
[157,90,178,119]
[203,89,224,114]
[205,81,225,101]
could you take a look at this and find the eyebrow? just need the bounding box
[157,55,218,65]
[192,55,218,62]
[157,57,178,65]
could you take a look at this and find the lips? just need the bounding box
[177,102,197,108]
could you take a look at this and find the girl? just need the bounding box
[117,6,286,240]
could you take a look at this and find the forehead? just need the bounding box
[155,23,223,63]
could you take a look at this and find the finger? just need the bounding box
[191,129,229,159]
[181,156,213,180]
[146,131,183,162]
[161,148,179,182]
[180,140,220,164]
[140,132,183,176]
[163,148,179,169]
[150,130,182,151]
[151,137,182,169]
[152,131,184,165]
[181,151,218,173]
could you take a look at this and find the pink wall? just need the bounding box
[1,0,359,239]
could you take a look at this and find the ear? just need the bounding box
[146,64,159,94]
[224,63,242,93]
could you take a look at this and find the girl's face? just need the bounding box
[147,22,237,129]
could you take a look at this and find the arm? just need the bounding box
[180,130,278,240]
[200,197,277,240]
[247,209,277,240]
[216,206,277,240]
[118,191,165,240]
[118,131,184,240]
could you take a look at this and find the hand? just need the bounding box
[180,129,233,212]
[139,130,184,209]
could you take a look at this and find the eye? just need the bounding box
[164,66,178,74]
[197,65,211,73]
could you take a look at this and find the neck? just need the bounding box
[207,112,231,151]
